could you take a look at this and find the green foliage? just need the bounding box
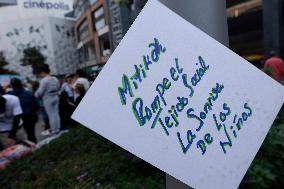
[240,106,284,189]
[0,51,17,74]
[0,97,283,189]
[21,47,46,74]
[0,126,165,188]
[0,51,9,74]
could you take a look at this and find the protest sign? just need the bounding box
[72,0,284,188]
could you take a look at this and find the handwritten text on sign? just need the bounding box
[118,38,253,156]
[72,1,284,189]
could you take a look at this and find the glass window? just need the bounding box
[78,43,96,64]
[90,0,98,5]
[95,18,106,30]
[99,33,110,58]
[94,7,104,18]
[92,6,106,31]
[78,19,89,41]
[79,46,89,64]
[82,0,90,11]
[74,6,83,18]
[74,0,90,18]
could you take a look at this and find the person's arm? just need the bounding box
[8,97,23,139]
[8,115,21,139]
[35,79,46,98]
[56,78,61,93]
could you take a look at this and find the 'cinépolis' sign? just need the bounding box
[23,0,70,10]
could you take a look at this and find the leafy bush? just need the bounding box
[240,106,284,189]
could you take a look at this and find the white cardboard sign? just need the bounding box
[72,1,284,188]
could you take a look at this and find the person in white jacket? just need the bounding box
[0,94,22,149]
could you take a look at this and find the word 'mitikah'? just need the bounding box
[118,38,166,105]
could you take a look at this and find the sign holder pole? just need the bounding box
[158,0,229,188]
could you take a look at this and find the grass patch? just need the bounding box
[0,126,165,189]
[0,107,283,189]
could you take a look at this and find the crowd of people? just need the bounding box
[0,64,92,150]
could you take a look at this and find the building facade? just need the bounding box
[73,0,111,76]
[72,0,145,76]
[73,0,284,73]
[107,0,146,50]
[0,0,78,77]
[227,0,284,65]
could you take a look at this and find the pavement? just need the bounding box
[16,116,59,145]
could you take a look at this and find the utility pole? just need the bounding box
[262,0,284,58]
[159,0,229,47]
[158,0,229,188]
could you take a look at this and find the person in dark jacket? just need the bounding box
[59,91,76,130]
[74,83,86,106]
[8,78,39,143]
